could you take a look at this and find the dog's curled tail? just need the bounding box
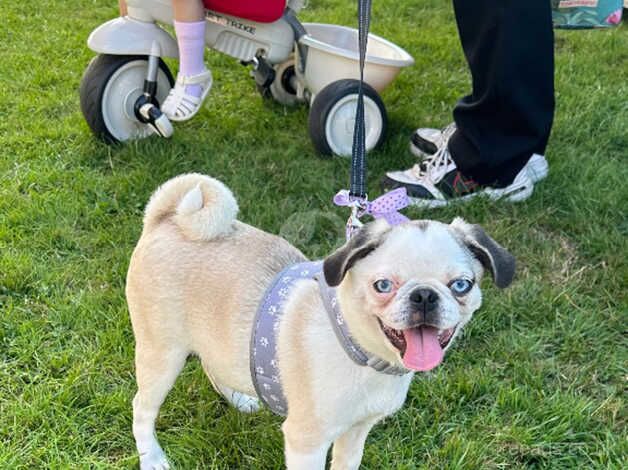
[143,173,238,241]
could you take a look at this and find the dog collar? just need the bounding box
[250,261,408,416]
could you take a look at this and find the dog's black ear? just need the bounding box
[450,218,516,288]
[323,224,385,287]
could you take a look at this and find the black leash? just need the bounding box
[334,0,409,238]
[349,0,372,200]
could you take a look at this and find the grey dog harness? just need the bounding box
[250,261,407,416]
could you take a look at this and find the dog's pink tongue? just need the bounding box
[402,326,444,371]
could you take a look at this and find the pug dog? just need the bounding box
[127,173,515,470]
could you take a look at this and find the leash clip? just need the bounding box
[334,190,368,239]
[334,188,410,239]
[346,200,366,239]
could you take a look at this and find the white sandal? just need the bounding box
[161,69,213,122]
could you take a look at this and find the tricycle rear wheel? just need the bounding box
[80,54,174,144]
[269,58,299,106]
[308,79,387,157]
[256,57,300,107]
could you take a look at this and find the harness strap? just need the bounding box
[250,261,322,416]
[316,274,408,376]
[316,274,369,366]
[251,261,408,416]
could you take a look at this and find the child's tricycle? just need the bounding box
[80,0,414,156]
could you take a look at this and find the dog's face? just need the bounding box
[324,218,515,372]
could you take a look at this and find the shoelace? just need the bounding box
[432,122,457,149]
[411,145,454,182]
[411,123,457,179]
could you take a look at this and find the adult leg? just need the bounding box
[382,0,554,205]
[449,0,555,186]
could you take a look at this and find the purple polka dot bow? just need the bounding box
[334,187,410,232]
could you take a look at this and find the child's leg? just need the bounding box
[173,0,206,97]
[172,0,204,21]
[162,1,213,121]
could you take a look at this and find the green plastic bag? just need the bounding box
[551,0,623,28]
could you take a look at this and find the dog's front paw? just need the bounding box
[139,448,170,470]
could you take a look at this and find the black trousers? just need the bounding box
[448,0,555,187]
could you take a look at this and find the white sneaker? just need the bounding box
[410,122,457,158]
[382,146,541,208]
[409,122,549,183]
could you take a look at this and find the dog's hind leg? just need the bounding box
[132,346,188,470]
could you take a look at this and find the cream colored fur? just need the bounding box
[142,173,238,241]
[127,173,507,470]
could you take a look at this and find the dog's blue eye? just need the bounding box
[449,278,473,295]
[374,279,393,293]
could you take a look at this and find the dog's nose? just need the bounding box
[409,287,439,314]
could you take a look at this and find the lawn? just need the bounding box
[0,0,626,468]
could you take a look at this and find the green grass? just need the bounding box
[0,0,626,468]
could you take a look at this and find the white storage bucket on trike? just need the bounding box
[300,23,413,156]
[300,23,414,95]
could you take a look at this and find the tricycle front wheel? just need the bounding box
[80,54,174,144]
[307,79,387,157]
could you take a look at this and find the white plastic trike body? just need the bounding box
[80,0,414,156]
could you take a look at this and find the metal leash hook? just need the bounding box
[348,202,365,238]
[347,193,367,239]
[334,188,410,239]
[333,190,367,239]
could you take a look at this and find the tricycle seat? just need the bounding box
[203,0,285,23]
